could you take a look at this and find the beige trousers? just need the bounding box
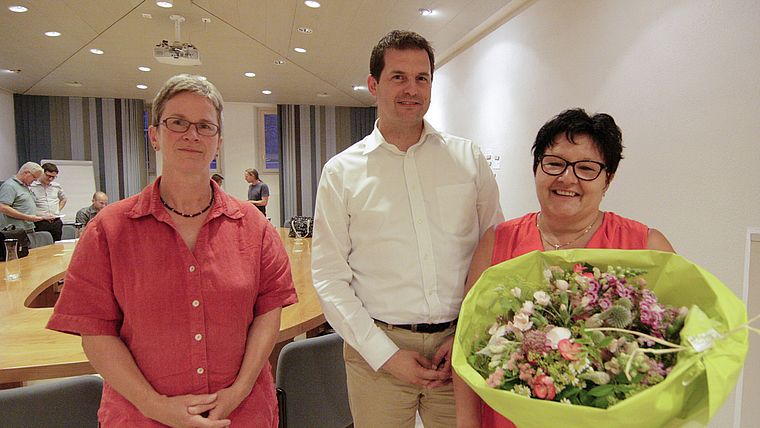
[344,322,456,428]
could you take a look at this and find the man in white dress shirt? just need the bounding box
[312,30,503,427]
[30,162,67,241]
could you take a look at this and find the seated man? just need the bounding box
[76,191,108,227]
[30,162,67,241]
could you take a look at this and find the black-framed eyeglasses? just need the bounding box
[539,155,606,181]
[157,117,220,137]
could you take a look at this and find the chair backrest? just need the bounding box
[61,224,77,240]
[0,375,103,428]
[276,333,353,428]
[27,231,54,248]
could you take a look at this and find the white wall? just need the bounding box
[0,89,17,178]
[219,102,281,228]
[427,1,759,427]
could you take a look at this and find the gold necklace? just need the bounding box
[537,211,601,250]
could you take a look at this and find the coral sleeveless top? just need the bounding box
[483,211,649,428]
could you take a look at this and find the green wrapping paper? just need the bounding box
[453,249,748,428]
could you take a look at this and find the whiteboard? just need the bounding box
[40,159,97,224]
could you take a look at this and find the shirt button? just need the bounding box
[197,367,204,374]
[418,219,422,224]
[195,334,202,341]
[428,291,433,295]
[192,300,200,307]
[189,266,196,272]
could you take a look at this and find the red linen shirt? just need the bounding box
[47,178,298,427]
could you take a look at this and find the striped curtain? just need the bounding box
[14,95,148,200]
[278,105,376,226]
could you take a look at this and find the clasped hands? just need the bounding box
[144,383,249,428]
[381,335,454,388]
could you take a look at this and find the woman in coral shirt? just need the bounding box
[454,108,675,428]
[48,74,297,428]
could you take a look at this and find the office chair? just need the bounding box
[61,224,77,240]
[276,333,353,428]
[27,231,54,248]
[0,375,103,428]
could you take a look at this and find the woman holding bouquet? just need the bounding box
[454,108,675,428]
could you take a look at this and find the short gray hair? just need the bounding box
[18,162,42,175]
[151,74,224,130]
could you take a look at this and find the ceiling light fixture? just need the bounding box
[156,1,173,8]
[138,66,151,72]
[316,92,329,98]
[419,8,433,16]
[244,72,256,77]
[65,81,83,87]
[8,6,28,13]
[294,47,306,53]
[304,1,320,8]
[136,84,148,89]
[298,27,313,34]
[352,85,365,91]
[262,90,272,95]
[274,60,285,65]
[45,31,61,37]
[2,69,21,73]
[89,48,104,55]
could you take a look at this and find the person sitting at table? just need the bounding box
[47,74,298,428]
[453,108,675,428]
[75,191,109,227]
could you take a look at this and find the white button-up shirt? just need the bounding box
[312,120,504,370]
[30,180,66,216]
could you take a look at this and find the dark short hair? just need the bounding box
[41,162,59,174]
[370,30,435,81]
[211,173,224,184]
[532,108,624,176]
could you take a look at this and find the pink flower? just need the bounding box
[573,263,585,274]
[486,367,505,388]
[558,339,582,361]
[533,375,556,400]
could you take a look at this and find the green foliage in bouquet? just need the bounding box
[453,249,748,428]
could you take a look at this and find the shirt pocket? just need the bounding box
[436,182,478,237]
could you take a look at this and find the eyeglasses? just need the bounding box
[157,117,220,137]
[539,155,606,181]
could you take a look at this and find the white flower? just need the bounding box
[510,287,522,298]
[520,300,534,315]
[534,291,551,306]
[512,313,533,331]
[555,280,569,292]
[546,327,572,349]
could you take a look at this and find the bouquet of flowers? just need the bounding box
[453,249,748,428]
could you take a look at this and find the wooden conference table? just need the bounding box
[0,228,324,384]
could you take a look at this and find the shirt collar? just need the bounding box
[127,177,243,221]
[363,119,445,155]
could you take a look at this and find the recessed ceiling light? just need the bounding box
[262,90,272,95]
[65,81,83,87]
[352,85,366,91]
[294,47,306,53]
[316,92,329,98]
[89,48,104,55]
[274,60,285,65]
[136,84,148,89]
[142,13,153,19]
[244,72,256,78]
[138,66,151,72]
[8,6,28,13]
[304,1,320,8]
[419,8,433,16]
[44,31,61,37]
[156,1,173,8]
[2,69,21,74]
[298,27,313,34]
[198,76,207,80]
